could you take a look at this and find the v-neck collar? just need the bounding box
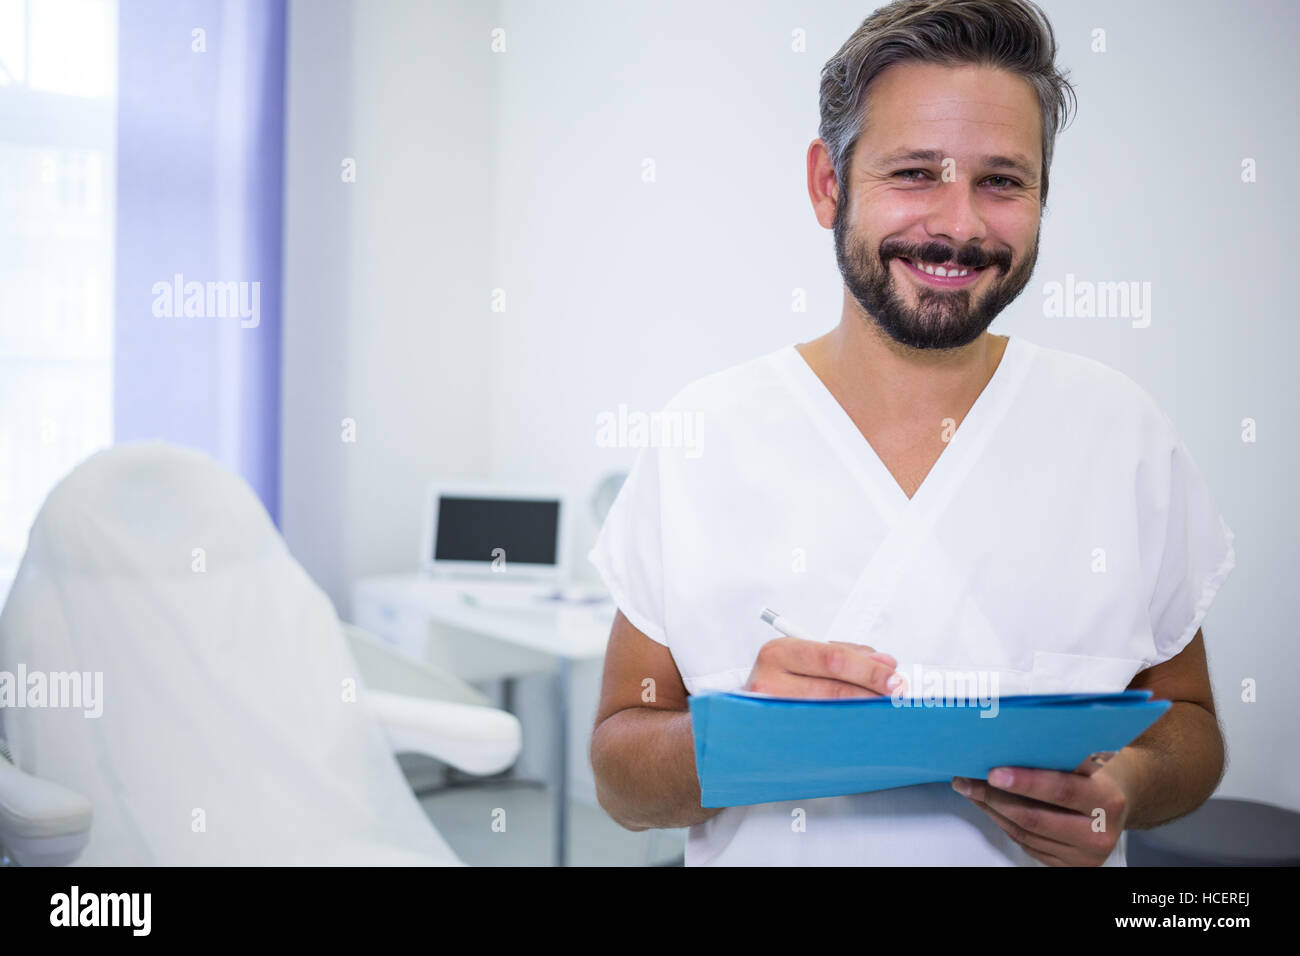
[770,334,1037,528]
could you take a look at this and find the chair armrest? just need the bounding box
[343,622,490,708]
[365,690,522,776]
[0,756,92,865]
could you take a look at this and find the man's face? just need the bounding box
[832,62,1044,350]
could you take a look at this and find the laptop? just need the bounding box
[420,483,569,602]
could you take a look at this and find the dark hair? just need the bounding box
[819,0,1076,205]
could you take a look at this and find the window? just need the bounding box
[0,0,117,602]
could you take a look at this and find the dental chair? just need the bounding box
[0,441,521,865]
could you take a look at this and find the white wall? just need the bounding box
[281,0,583,806]
[281,0,497,614]
[285,0,1300,818]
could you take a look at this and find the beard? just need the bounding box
[832,190,1039,350]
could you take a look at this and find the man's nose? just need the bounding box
[923,178,987,247]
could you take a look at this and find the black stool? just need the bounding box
[1127,797,1300,866]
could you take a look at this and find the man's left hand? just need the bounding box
[951,755,1131,866]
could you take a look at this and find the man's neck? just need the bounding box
[796,302,1009,427]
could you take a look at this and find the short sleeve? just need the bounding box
[587,445,669,646]
[1142,433,1237,667]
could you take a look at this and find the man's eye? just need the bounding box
[895,169,928,181]
[984,175,1020,188]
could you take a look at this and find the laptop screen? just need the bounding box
[433,496,560,566]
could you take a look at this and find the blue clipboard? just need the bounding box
[689,689,1169,808]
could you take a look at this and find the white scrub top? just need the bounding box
[588,335,1236,866]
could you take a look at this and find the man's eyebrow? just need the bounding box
[872,149,1038,179]
[981,154,1038,179]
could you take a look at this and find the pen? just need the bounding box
[760,606,903,690]
[759,607,820,641]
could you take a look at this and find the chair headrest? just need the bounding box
[26,440,282,577]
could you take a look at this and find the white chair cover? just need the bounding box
[0,441,459,865]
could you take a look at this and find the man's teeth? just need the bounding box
[909,259,974,277]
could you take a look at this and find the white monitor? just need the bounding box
[420,482,569,583]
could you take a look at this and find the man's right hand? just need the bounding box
[742,637,903,698]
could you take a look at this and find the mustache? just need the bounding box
[880,239,1013,272]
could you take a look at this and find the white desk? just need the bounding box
[351,574,613,866]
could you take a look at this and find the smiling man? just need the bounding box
[588,0,1235,866]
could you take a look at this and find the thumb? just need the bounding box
[1073,751,1116,777]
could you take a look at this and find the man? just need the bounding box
[588,0,1234,866]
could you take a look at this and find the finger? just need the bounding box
[959,777,1092,844]
[981,765,1099,815]
[828,641,897,667]
[754,671,887,699]
[970,797,1080,864]
[1022,844,1072,867]
[964,795,1082,863]
[775,637,900,694]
